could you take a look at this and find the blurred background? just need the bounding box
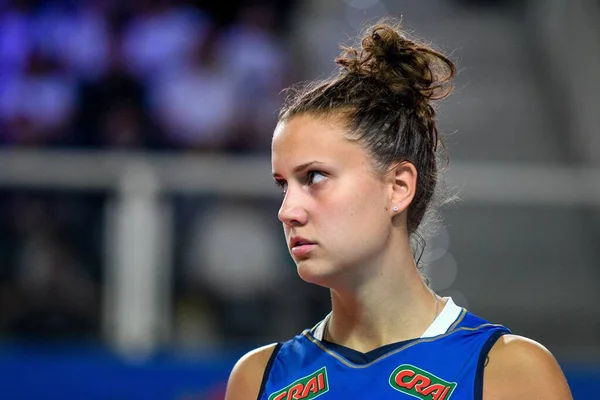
[0,0,598,398]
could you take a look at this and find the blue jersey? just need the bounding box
[258,298,510,400]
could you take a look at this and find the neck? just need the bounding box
[324,242,442,353]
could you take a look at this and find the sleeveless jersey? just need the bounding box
[258,298,510,400]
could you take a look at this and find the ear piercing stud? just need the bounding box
[393,206,399,212]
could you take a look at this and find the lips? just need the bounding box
[290,238,318,258]
[289,236,317,249]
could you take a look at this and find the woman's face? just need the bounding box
[272,114,397,286]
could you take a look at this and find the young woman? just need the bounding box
[225,22,573,400]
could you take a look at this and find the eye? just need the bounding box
[274,179,287,195]
[307,171,327,186]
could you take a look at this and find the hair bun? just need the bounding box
[336,23,455,104]
[363,25,412,63]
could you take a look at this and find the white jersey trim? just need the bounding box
[420,297,462,338]
[312,313,330,341]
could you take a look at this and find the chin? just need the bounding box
[296,259,339,288]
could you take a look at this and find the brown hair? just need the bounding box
[279,21,456,264]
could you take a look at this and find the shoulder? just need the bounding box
[482,334,572,400]
[225,343,280,400]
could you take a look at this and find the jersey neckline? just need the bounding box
[312,297,462,341]
[304,297,465,367]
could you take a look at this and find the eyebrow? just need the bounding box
[272,161,324,177]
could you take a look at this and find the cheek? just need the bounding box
[350,176,387,215]
[326,182,388,242]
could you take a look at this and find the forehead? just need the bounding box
[272,115,369,172]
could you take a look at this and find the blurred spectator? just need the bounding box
[0,48,76,146]
[149,29,238,151]
[49,0,112,80]
[220,4,289,152]
[121,0,210,81]
[74,30,153,148]
[220,5,286,100]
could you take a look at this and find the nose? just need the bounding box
[277,189,308,227]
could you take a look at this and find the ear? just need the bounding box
[388,161,417,216]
